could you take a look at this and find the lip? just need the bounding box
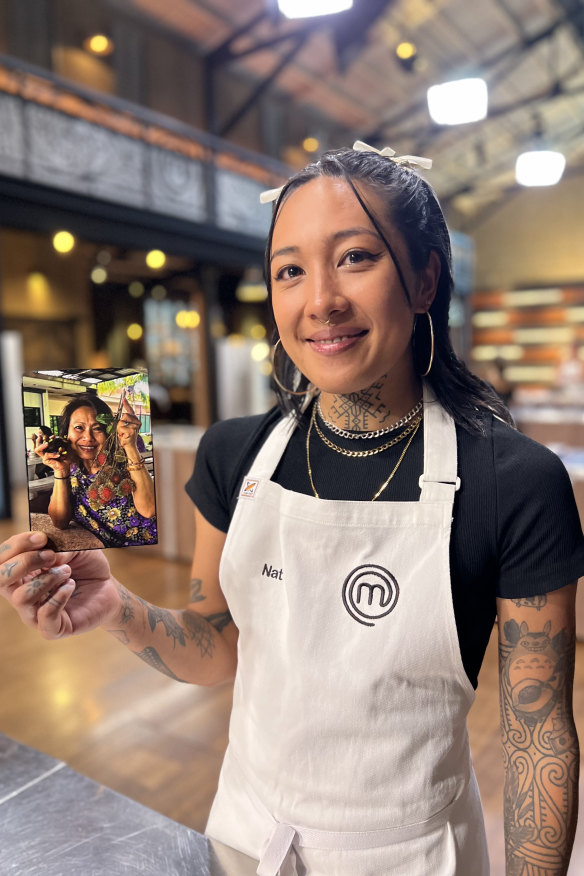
[306,328,368,355]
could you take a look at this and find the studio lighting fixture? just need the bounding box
[427,78,488,125]
[515,150,566,187]
[278,0,352,19]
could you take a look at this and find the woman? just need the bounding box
[35,394,156,548]
[1,144,582,874]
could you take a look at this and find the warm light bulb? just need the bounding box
[84,34,114,56]
[396,42,416,60]
[91,267,107,284]
[146,249,166,269]
[127,323,143,341]
[128,281,144,298]
[52,231,75,253]
[303,137,320,153]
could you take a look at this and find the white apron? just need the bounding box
[206,387,490,876]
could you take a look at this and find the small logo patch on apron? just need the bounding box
[240,477,260,498]
[342,564,399,627]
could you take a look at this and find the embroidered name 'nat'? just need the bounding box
[262,563,283,581]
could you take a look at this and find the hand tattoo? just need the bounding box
[1,561,17,578]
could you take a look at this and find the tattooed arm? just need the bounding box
[104,509,236,686]
[497,584,579,876]
[0,510,236,687]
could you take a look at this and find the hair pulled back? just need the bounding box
[265,147,512,433]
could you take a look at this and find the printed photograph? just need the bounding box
[22,369,157,550]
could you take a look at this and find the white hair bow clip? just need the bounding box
[259,140,433,204]
[353,140,433,170]
[259,186,285,205]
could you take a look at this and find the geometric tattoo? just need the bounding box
[136,646,186,682]
[499,618,578,874]
[182,610,215,659]
[204,610,232,633]
[143,603,186,648]
[328,379,392,429]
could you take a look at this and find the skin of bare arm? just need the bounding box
[103,508,236,685]
[116,397,156,519]
[497,584,579,876]
[0,515,235,687]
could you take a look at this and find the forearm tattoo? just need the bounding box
[182,610,215,658]
[499,617,578,875]
[136,646,186,682]
[118,585,134,624]
[189,577,206,603]
[204,610,233,633]
[141,601,186,648]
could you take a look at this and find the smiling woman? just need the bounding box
[1,144,583,876]
[34,395,156,548]
[269,176,439,412]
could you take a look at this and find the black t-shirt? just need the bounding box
[186,405,584,688]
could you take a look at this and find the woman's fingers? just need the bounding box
[37,580,76,639]
[11,565,73,630]
[0,533,56,588]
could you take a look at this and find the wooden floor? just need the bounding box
[1,489,584,874]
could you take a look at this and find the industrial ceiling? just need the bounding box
[118,0,584,226]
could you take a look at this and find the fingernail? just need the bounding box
[30,532,45,545]
[49,564,69,575]
[39,549,54,561]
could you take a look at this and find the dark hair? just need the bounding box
[58,396,99,438]
[265,147,513,433]
[38,424,52,438]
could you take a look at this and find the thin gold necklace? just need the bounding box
[311,404,421,458]
[306,413,421,501]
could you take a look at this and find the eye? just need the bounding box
[341,249,382,266]
[274,264,304,282]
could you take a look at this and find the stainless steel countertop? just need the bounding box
[0,733,258,875]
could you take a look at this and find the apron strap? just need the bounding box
[257,823,297,876]
[419,383,460,503]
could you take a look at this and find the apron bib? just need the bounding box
[206,386,489,876]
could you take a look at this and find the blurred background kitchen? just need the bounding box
[0,1,583,872]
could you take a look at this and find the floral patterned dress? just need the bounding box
[70,463,157,548]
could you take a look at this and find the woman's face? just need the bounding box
[66,406,107,461]
[270,176,438,398]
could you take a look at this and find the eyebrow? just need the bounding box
[270,227,381,262]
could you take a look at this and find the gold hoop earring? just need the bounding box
[271,339,312,396]
[414,311,434,377]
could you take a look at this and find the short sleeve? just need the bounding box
[493,419,584,598]
[185,410,281,532]
[185,422,233,532]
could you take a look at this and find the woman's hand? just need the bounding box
[34,435,71,477]
[0,532,120,640]
[116,397,142,452]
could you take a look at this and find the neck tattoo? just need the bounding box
[327,379,392,431]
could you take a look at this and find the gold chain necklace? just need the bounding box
[311,404,421,458]
[306,411,421,501]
